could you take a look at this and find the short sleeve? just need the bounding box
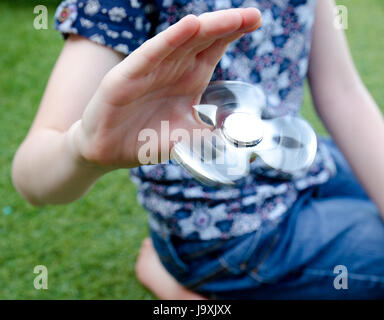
[54,0,157,55]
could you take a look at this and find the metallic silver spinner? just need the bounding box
[171,81,317,186]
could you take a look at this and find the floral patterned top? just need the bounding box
[55,0,337,240]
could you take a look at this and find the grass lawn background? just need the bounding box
[0,0,383,299]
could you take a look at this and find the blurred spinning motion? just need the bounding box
[171,81,317,185]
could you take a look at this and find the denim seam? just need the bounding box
[303,268,384,285]
[218,230,263,274]
[165,237,189,274]
[240,229,264,268]
[185,264,227,291]
[249,189,315,283]
[181,240,227,260]
[219,256,235,273]
[248,233,281,283]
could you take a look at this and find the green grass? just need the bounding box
[0,0,383,299]
[0,0,153,299]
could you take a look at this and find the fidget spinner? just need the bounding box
[171,81,317,186]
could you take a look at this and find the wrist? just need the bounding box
[65,120,115,175]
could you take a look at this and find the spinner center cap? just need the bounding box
[222,113,264,147]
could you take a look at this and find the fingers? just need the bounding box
[199,7,261,36]
[166,8,262,62]
[119,14,200,78]
[197,9,243,38]
[190,8,262,69]
[117,8,261,78]
[182,8,261,52]
[196,36,239,67]
[238,7,263,32]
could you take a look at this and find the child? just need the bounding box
[12,0,384,299]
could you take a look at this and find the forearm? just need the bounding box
[12,123,112,206]
[314,85,384,217]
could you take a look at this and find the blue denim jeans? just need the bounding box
[150,139,384,299]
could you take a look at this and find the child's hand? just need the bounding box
[71,8,262,169]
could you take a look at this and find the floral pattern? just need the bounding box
[55,0,78,34]
[55,0,337,240]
